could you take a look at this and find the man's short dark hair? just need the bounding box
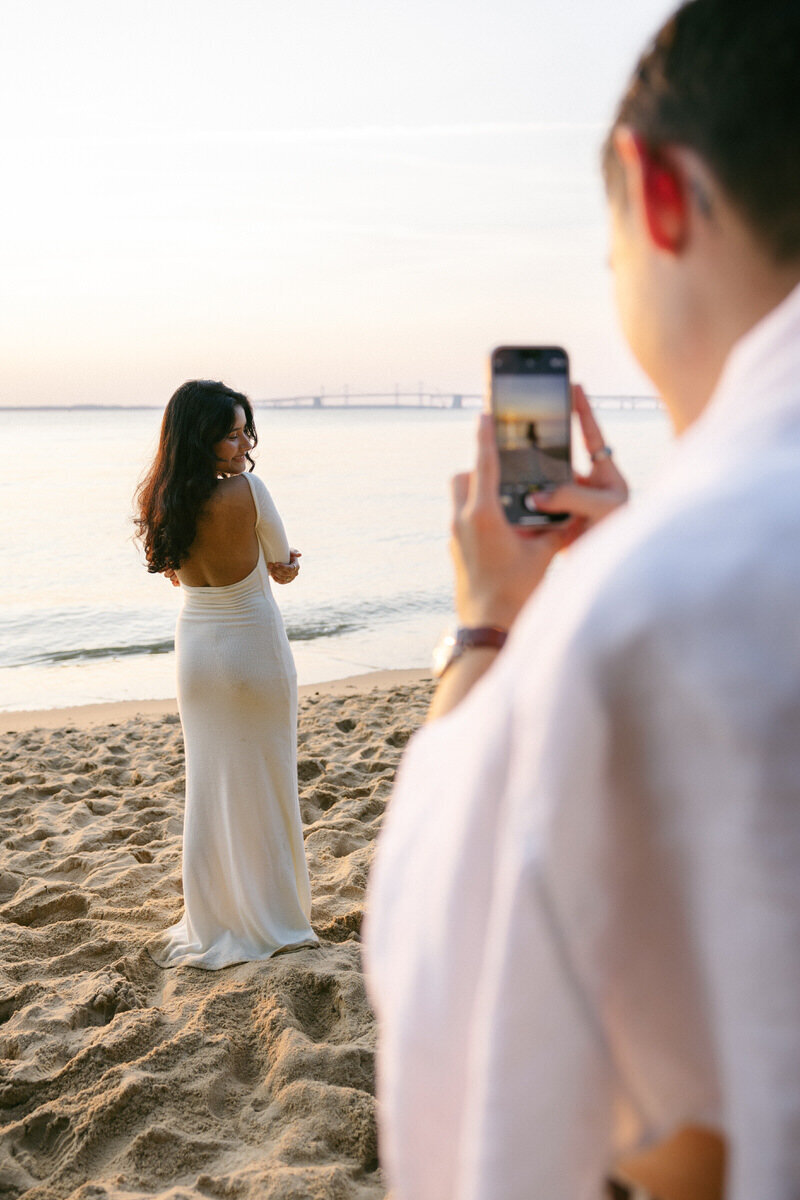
[603,0,800,263]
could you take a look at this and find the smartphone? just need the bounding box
[489,345,572,525]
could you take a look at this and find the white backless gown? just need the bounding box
[148,471,318,970]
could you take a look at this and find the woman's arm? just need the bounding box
[245,472,290,556]
[243,472,302,585]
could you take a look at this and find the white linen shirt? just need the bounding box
[364,282,800,1200]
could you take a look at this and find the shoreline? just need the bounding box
[0,666,433,733]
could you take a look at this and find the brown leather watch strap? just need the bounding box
[434,624,509,678]
[455,626,508,651]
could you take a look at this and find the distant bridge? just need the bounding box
[255,391,478,410]
[254,391,662,411]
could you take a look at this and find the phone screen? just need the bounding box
[491,346,571,525]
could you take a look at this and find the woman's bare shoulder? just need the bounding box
[211,474,251,499]
[206,475,256,517]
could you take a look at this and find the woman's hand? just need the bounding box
[269,549,302,585]
[533,385,629,543]
[163,568,180,588]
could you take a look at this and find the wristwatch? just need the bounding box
[432,625,508,679]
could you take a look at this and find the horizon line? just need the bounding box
[0,392,660,413]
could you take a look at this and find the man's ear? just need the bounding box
[613,126,688,254]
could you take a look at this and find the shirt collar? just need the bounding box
[690,279,800,444]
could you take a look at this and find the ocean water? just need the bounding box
[0,403,670,711]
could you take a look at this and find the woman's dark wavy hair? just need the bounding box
[135,380,257,574]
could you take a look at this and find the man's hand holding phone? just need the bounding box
[450,415,572,630]
[533,385,629,536]
[430,382,628,720]
[450,386,628,630]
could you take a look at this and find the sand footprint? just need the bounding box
[250,960,380,1175]
[0,870,23,902]
[71,978,140,1030]
[298,758,326,782]
[0,885,90,929]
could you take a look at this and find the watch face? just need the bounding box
[432,630,457,679]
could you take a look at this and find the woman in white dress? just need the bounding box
[135,379,318,969]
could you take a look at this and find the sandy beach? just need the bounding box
[0,669,433,1199]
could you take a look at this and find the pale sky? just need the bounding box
[1,0,677,407]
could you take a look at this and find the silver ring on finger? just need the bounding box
[590,445,614,463]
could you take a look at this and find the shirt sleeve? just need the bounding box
[364,650,522,1200]
[364,515,721,1200]
[364,610,636,1200]
[367,544,800,1200]
[246,471,292,565]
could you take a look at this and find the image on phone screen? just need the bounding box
[491,346,572,525]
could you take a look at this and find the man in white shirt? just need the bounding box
[364,1,800,1198]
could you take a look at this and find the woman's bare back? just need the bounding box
[176,475,259,588]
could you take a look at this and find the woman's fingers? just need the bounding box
[268,557,300,585]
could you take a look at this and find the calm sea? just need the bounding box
[0,403,670,712]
